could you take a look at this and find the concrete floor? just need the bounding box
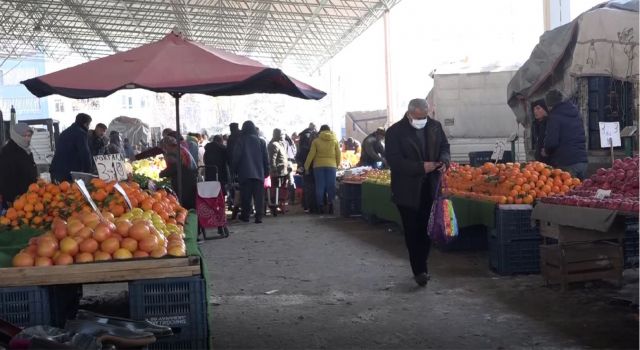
[200,211,639,350]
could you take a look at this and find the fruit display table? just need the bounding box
[449,196,496,228]
[0,212,202,287]
[360,182,402,227]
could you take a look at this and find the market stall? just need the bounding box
[0,179,210,349]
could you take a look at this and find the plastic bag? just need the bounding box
[264,176,272,189]
[427,177,459,244]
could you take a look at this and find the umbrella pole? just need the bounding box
[173,93,183,203]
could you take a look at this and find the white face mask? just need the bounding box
[410,118,428,129]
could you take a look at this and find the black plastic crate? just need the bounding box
[150,336,208,350]
[468,151,513,167]
[489,233,541,275]
[0,286,51,328]
[436,225,488,252]
[624,222,639,268]
[494,206,539,243]
[339,183,361,199]
[340,196,361,217]
[49,285,82,328]
[129,276,208,339]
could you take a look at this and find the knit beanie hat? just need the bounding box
[544,89,564,110]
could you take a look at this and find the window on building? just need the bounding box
[128,96,133,109]
[55,100,64,113]
[586,77,635,150]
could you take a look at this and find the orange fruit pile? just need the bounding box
[445,161,581,204]
[1,179,187,230]
[12,211,186,267]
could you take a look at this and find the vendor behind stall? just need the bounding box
[159,135,197,210]
[359,127,386,168]
[0,123,37,208]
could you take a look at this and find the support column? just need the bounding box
[383,10,394,126]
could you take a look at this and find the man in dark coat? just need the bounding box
[88,123,107,156]
[531,99,549,162]
[203,135,230,186]
[359,128,386,167]
[226,123,240,164]
[543,89,589,179]
[50,113,94,182]
[386,98,450,287]
[232,121,269,223]
[0,123,37,208]
[295,123,318,212]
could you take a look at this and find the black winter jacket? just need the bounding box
[0,140,38,206]
[385,115,450,210]
[544,102,588,167]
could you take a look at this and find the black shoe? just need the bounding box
[255,218,263,224]
[414,273,430,287]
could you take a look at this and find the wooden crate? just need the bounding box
[0,256,201,288]
[540,242,623,290]
[539,220,625,244]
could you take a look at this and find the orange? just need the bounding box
[551,185,560,193]
[563,179,573,186]
[34,203,44,212]
[523,195,534,204]
[26,193,38,204]
[59,181,71,192]
[28,183,40,192]
[5,208,17,220]
[23,203,34,213]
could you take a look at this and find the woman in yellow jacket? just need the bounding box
[304,125,341,214]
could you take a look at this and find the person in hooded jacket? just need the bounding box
[543,89,588,179]
[0,123,38,208]
[50,113,94,182]
[203,135,230,186]
[232,121,269,223]
[304,125,341,214]
[531,99,549,163]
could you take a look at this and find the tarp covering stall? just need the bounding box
[507,0,639,126]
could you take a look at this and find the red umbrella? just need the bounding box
[22,31,326,200]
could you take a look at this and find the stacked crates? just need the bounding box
[623,216,639,268]
[129,276,209,349]
[489,206,541,275]
[338,183,361,217]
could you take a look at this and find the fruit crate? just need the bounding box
[468,151,513,167]
[495,206,539,243]
[624,218,639,268]
[435,225,488,252]
[339,196,361,217]
[129,276,208,339]
[150,336,209,350]
[339,182,361,199]
[0,286,51,328]
[49,284,82,328]
[489,233,541,275]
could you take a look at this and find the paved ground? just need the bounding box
[199,210,639,350]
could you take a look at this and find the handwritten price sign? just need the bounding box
[599,122,621,148]
[94,154,128,182]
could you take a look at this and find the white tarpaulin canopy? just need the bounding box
[507,0,639,125]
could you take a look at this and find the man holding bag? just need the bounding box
[386,98,450,287]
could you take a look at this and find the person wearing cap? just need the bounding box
[531,99,549,162]
[386,98,450,287]
[543,89,588,179]
[359,127,386,168]
[0,123,38,208]
[342,137,361,153]
[50,113,94,182]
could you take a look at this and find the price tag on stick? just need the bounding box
[74,179,104,219]
[599,122,622,148]
[113,182,133,210]
[491,141,506,162]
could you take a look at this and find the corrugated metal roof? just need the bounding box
[0,0,402,73]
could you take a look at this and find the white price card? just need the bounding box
[94,154,128,182]
[599,122,621,148]
[595,189,612,200]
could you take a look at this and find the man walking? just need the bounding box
[386,99,450,287]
